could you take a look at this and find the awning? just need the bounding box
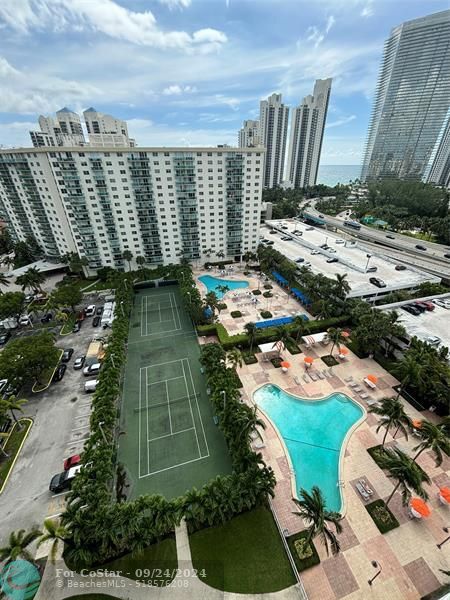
[291,287,312,305]
[272,271,288,286]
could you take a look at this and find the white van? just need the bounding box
[84,379,99,393]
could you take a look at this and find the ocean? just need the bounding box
[317,165,361,187]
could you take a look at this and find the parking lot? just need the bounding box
[0,292,111,544]
[262,219,440,299]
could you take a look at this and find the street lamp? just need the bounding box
[365,253,372,272]
[120,300,124,317]
[109,354,116,369]
[368,560,382,586]
[98,421,108,445]
[220,390,226,410]
[437,527,450,549]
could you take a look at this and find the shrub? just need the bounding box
[286,531,320,572]
[365,500,399,534]
[263,291,273,298]
[230,311,242,318]
[285,339,301,355]
[243,353,258,365]
[218,303,227,311]
[321,355,339,367]
[264,284,273,290]
[252,289,262,295]
[260,311,272,319]
[271,356,282,368]
[243,271,251,276]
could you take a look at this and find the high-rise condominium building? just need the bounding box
[361,10,450,182]
[238,120,260,148]
[425,114,450,188]
[259,93,289,188]
[0,147,264,273]
[286,78,332,189]
[30,107,135,148]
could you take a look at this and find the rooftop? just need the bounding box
[263,219,439,299]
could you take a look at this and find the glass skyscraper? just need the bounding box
[361,10,450,182]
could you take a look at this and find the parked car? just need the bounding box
[318,214,324,219]
[295,257,305,263]
[328,248,336,254]
[281,236,291,241]
[444,253,450,259]
[311,249,320,255]
[335,239,345,244]
[415,300,434,311]
[49,465,82,493]
[83,363,101,377]
[395,265,406,271]
[72,321,82,333]
[84,379,99,393]
[85,305,96,317]
[96,306,103,315]
[73,356,86,370]
[412,303,426,313]
[40,313,53,323]
[320,244,329,249]
[326,257,339,263]
[305,226,314,231]
[19,314,33,326]
[386,234,395,240]
[92,315,101,327]
[369,277,386,288]
[269,229,277,234]
[24,294,34,304]
[433,299,450,309]
[52,364,67,382]
[3,381,21,399]
[64,454,81,471]
[402,305,421,316]
[61,348,74,362]
[293,231,303,236]
[415,244,426,251]
[0,331,11,345]
[281,225,288,230]
[423,335,441,346]
[367,266,378,273]
[266,240,274,245]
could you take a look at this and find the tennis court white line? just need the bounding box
[139,455,207,479]
[186,358,210,458]
[147,375,184,386]
[138,367,142,478]
[129,331,197,345]
[172,293,182,330]
[169,292,182,330]
[146,366,150,474]
[181,358,202,459]
[148,426,195,443]
[165,380,173,435]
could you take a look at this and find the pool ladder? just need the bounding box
[337,480,345,488]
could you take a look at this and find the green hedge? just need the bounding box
[243,353,258,365]
[230,311,242,318]
[365,500,399,534]
[286,531,320,572]
[260,311,272,319]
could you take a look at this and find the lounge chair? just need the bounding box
[355,482,370,501]
[323,369,332,379]
[366,399,379,407]
[353,386,363,393]
[317,371,325,380]
[309,372,318,382]
[253,440,266,449]
[349,382,359,388]
[303,374,311,383]
[294,376,301,385]
[344,376,353,383]
[359,392,369,399]
[359,479,373,495]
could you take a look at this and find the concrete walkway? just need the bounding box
[35,521,304,600]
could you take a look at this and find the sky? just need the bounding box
[0,0,448,164]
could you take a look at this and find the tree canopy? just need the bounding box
[0,331,59,385]
[0,292,25,321]
[49,284,83,313]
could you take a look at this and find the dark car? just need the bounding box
[415,244,426,251]
[92,315,101,327]
[386,234,395,239]
[318,214,324,219]
[49,465,81,493]
[320,244,329,250]
[266,240,274,245]
[40,313,53,323]
[96,306,103,315]
[3,382,21,399]
[326,257,339,263]
[73,356,86,370]
[444,254,450,259]
[52,363,67,382]
[395,265,406,271]
[281,236,291,241]
[269,229,277,234]
[414,302,428,313]
[72,321,82,333]
[402,305,421,316]
[61,348,74,362]
[0,331,11,345]
[369,277,387,288]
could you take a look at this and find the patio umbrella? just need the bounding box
[304,356,314,364]
[366,374,378,384]
[280,361,291,369]
[439,487,450,505]
[412,419,422,430]
[410,498,431,518]
[339,347,349,356]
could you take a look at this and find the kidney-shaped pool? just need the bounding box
[253,384,364,512]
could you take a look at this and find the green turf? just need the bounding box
[0,419,33,490]
[118,285,232,499]
[103,536,177,587]
[66,595,121,599]
[189,506,297,593]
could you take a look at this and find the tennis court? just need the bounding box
[118,285,231,499]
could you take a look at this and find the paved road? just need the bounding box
[0,311,103,544]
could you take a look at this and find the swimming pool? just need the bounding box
[198,275,249,299]
[253,384,364,512]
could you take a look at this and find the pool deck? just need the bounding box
[236,341,450,600]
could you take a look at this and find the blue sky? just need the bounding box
[0,0,448,164]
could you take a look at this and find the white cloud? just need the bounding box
[126,119,236,147]
[0,57,20,77]
[158,0,191,9]
[360,1,374,17]
[306,15,335,48]
[0,121,37,148]
[162,84,197,95]
[325,15,335,34]
[326,115,357,128]
[0,0,227,51]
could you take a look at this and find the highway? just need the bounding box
[303,203,450,281]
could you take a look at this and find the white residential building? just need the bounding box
[0,146,264,273]
[259,93,289,188]
[238,120,260,148]
[286,78,332,189]
[83,108,135,147]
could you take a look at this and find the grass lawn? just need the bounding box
[60,315,77,335]
[0,418,33,492]
[189,506,296,593]
[32,349,63,393]
[102,536,177,587]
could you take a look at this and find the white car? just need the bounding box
[83,363,101,376]
[433,299,450,309]
[84,379,99,393]
[19,314,33,326]
[328,248,337,254]
[335,239,345,244]
[311,249,320,255]
[85,305,96,317]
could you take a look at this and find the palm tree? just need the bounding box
[293,315,307,343]
[273,325,293,357]
[235,405,266,444]
[293,486,342,556]
[377,448,431,507]
[0,528,42,564]
[0,396,27,431]
[216,250,225,261]
[334,273,351,298]
[204,291,220,318]
[369,397,412,446]
[216,284,230,300]
[325,327,347,358]
[393,353,422,400]
[0,272,10,293]
[136,255,146,272]
[37,519,71,563]
[227,348,243,370]
[412,420,450,466]
[15,268,46,293]
[122,250,133,272]
[314,299,332,320]
[244,322,257,352]
[1,254,14,270]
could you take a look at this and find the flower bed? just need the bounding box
[365,499,399,534]
[243,353,258,365]
[286,531,320,572]
[270,356,282,368]
[252,290,262,295]
[263,291,273,298]
[321,355,339,367]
